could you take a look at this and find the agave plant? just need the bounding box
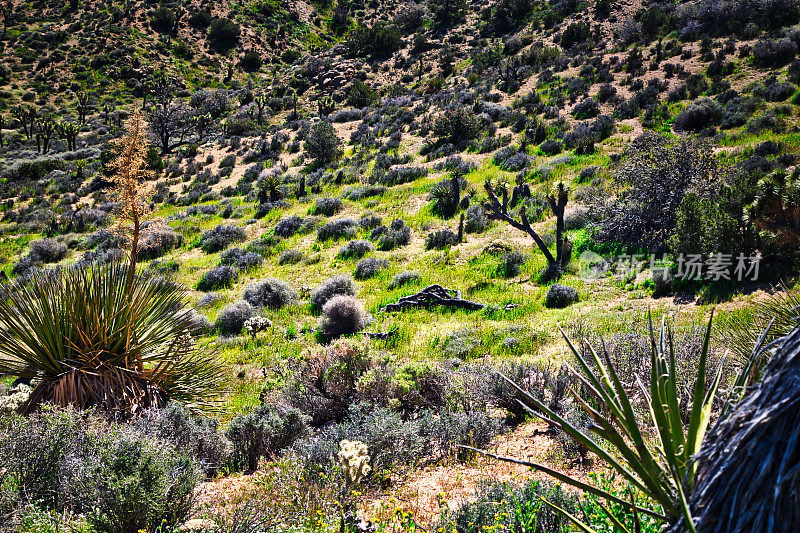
[464,312,726,532]
[0,263,223,417]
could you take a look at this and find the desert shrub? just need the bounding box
[312,196,343,216]
[597,133,721,250]
[245,235,284,258]
[150,7,176,33]
[341,185,386,200]
[317,218,358,241]
[545,284,579,308]
[283,340,372,426]
[760,81,796,102]
[497,252,525,278]
[434,108,483,145]
[0,407,83,511]
[208,18,241,49]
[242,278,299,309]
[347,80,379,109]
[388,271,421,289]
[226,406,308,472]
[572,98,600,119]
[310,274,358,309]
[440,328,482,359]
[354,257,389,280]
[133,402,230,477]
[199,224,246,253]
[319,295,369,338]
[186,308,213,337]
[464,204,489,233]
[438,478,577,533]
[346,21,402,57]
[240,50,262,72]
[196,265,238,291]
[370,219,412,251]
[274,215,316,237]
[381,166,429,186]
[338,240,374,259]
[752,38,797,67]
[673,97,723,131]
[215,300,253,336]
[278,249,304,265]
[425,228,459,249]
[189,10,212,28]
[305,122,341,166]
[219,247,263,270]
[65,424,201,533]
[137,228,183,260]
[28,238,67,263]
[540,139,563,155]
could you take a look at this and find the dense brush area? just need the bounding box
[1,0,800,531]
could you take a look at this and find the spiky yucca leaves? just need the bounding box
[0,263,223,418]
[464,312,725,532]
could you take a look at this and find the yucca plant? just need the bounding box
[464,312,726,532]
[0,263,223,417]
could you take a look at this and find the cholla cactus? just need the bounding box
[0,383,32,413]
[338,439,371,486]
[243,316,272,339]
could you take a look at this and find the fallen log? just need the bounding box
[380,284,484,312]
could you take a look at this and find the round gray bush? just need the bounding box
[425,228,459,250]
[199,224,246,253]
[310,274,358,308]
[29,238,68,263]
[196,265,238,291]
[338,240,374,259]
[312,197,343,216]
[464,204,489,234]
[388,271,420,289]
[219,247,263,270]
[274,215,316,237]
[318,295,369,338]
[278,249,304,265]
[215,300,254,336]
[317,218,358,241]
[354,257,389,280]
[138,228,183,260]
[242,277,299,309]
[544,284,579,308]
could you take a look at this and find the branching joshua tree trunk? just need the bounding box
[484,180,569,278]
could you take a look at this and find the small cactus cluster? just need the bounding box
[338,439,371,486]
[243,315,272,339]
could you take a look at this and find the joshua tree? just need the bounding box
[12,105,36,140]
[102,102,114,125]
[253,94,268,125]
[37,117,56,154]
[0,2,11,40]
[484,180,569,278]
[58,121,79,151]
[75,90,90,124]
[318,95,335,117]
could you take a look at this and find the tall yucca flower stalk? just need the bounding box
[108,111,155,291]
[107,112,158,373]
